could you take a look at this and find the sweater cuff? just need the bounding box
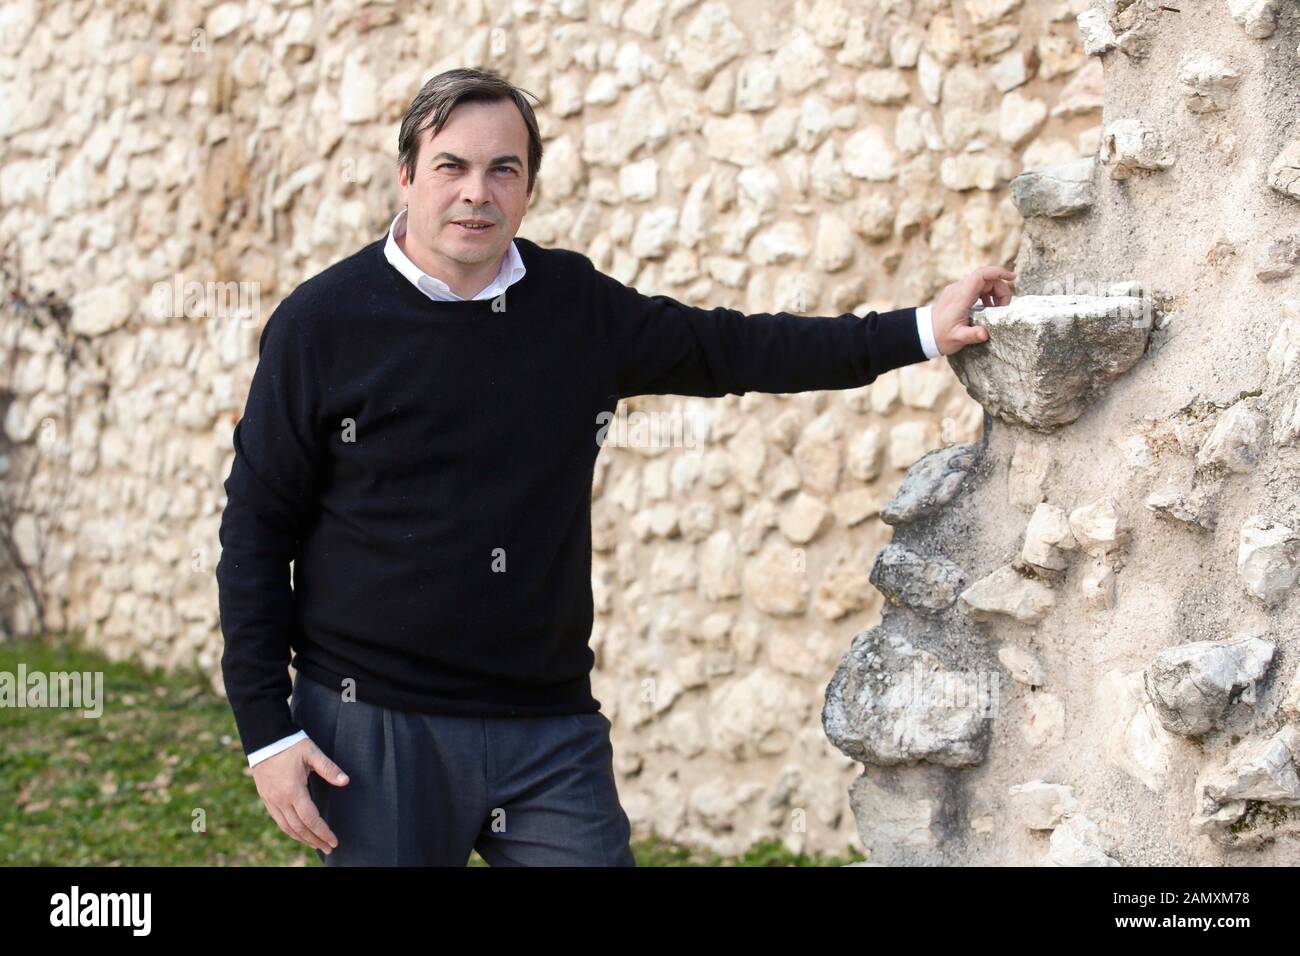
[865,305,928,379]
[916,304,941,360]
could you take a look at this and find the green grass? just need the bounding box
[0,633,863,867]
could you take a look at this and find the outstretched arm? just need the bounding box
[590,260,931,401]
[589,258,1013,401]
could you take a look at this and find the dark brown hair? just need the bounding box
[397,68,544,195]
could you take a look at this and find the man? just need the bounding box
[216,67,1014,867]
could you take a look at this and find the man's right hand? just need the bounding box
[931,265,1016,356]
[251,737,349,854]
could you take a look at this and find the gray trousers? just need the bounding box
[290,670,635,866]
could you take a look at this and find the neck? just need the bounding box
[397,225,506,299]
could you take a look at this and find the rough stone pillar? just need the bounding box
[826,0,1300,865]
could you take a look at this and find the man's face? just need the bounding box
[397,98,532,278]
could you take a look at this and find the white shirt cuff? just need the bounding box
[916,304,941,360]
[247,730,308,768]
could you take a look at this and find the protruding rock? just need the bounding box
[1023,691,1065,747]
[1145,484,1217,531]
[1019,502,1078,574]
[1008,780,1079,830]
[1096,669,1173,793]
[947,295,1153,431]
[1227,0,1279,39]
[1237,515,1300,606]
[1143,635,1276,736]
[1038,815,1121,866]
[998,643,1047,686]
[1076,9,1116,56]
[880,442,980,525]
[1255,236,1300,281]
[1178,52,1240,113]
[1282,667,1300,719]
[1081,560,1116,609]
[1068,497,1131,563]
[1008,438,1051,507]
[869,544,967,615]
[1100,119,1175,179]
[1267,301,1300,389]
[1195,400,1266,474]
[959,564,1056,624]
[1009,159,1095,219]
[1277,385,1300,447]
[1191,727,1300,847]
[823,627,991,768]
[1270,140,1300,201]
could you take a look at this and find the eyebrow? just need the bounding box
[430,152,523,169]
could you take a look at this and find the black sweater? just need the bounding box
[216,234,928,758]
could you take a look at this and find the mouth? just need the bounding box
[451,220,496,235]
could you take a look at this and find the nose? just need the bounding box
[459,167,493,210]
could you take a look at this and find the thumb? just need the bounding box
[951,323,989,350]
[305,744,350,786]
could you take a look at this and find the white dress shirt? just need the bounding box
[915,304,940,360]
[245,216,935,768]
[384,207,526,302]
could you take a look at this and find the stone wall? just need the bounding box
[828,0,1300,864]
[0,0,1101,857]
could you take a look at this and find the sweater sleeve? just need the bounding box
[216,298,322,759]
[588,259,928,400]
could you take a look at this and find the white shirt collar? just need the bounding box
[383,207,526,302]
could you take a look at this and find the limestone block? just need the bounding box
[1008,780,1079,829]
[1178,52,1241,113]
[880,442,981,525]
[824,626,991,767]
[870,544,967,615]
[1227,0,1278,39]
[1237,515,1300,606]
[1270,140,1300,201]
[1190,727,1300,848]
[1019,502,1078,573]
[1143,634,1276,736]
[1096,669,1173,793]
[1038,815,1121,866]
[1100,118,1175,179]
[948,294,1152,431]
[959,564,1056,624]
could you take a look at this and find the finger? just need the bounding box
[974,265,1015,285]
[306,747,350,787]
[991,277,1014,305]
[265,803,311,848]
[282,802,329,852]
[292,794,339,851]
[961,267,1011,306]
[957,323,989,346]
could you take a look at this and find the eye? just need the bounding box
[495,166,516,173]
[438,162,460,170]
